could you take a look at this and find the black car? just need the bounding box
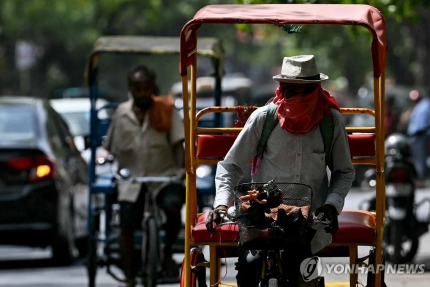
[0,96,89,265]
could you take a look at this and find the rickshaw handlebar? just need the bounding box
[113,172,185,184]
[96,155,185,184]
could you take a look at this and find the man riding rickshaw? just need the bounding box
[178,4,387,287]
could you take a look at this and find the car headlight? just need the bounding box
[196,165,213,178]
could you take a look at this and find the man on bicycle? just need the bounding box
[103,65,185,287]
[206,55,355,286]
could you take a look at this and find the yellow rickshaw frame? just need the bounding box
[179,4,386,287]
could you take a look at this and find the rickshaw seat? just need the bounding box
[347,133,375,158]
[332,209,376,244]
[192,212,239,243]
[191,209,376,244]
[196,133,376,159]
[196,134,238,158]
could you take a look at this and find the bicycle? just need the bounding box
[87,156,184,287]
[202,180,329,287]
[116,169,184,287]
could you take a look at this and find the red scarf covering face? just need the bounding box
[272,83,340,134]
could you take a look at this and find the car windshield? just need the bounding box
[0,106,37,140]
[60,112,89,136]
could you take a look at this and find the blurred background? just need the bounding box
[0,0,429,104]
[1,1,430,285]
[1,3,430,205]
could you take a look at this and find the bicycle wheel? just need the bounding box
[180,247,207,287]
[142,216,160,287]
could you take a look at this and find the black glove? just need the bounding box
[205,205,228,232]
[315,204,339,234]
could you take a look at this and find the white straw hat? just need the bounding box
[273,55,329,83]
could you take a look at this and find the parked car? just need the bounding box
[0,96,89,265]
[50,98,109,151]
[50,97,114,175]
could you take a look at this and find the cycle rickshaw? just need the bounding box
[84,35,226,287]
[178,4,387,287]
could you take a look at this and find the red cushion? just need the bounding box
[196,134,237,158]
[332,209,376,244]
[348,133,375,158]
[196,133,375,159]
[191,209,376,244]
[192,212,239,243]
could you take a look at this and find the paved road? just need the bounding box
[0,188,429,286]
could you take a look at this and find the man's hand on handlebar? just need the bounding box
[96,154,115,165]
[315,204,339,234]
[205,205,228,232]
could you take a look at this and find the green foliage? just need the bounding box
[0,0,208,95]
[0,0,429,98]
[234,0,429,21]
[230,0,430,93]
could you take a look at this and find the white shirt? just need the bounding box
[104,99,184,202]
[214,105,355,214]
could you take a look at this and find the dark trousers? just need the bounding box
[236,229,316,287]
[119,183,185,281]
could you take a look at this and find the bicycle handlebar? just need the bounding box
[96,154,115,165]
[311,213,331,226]
[215,208,332,227]
[114,175,184,184]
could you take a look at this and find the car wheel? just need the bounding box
[52,206,75,266]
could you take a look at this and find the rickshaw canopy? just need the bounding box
[180,4,386,77]
[87,35,224,85]
[92,35,223,58]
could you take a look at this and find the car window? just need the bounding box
[54,112,76,150]
[60,111,90,136]
[45,106,74,152]
[0,105,38,140]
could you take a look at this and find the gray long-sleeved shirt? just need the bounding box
[214,105,355,214]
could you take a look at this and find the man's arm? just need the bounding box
[169,107,186,175]
[173,140,186,176]
[214,107,266,208]
[103,108,118,153]
[98,111,117,160]
[326,110,355,214]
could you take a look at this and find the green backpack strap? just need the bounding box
[256,102,279,159]
[320,112,335,169]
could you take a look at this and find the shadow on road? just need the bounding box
[0,257,84,270]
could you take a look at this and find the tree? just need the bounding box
[0,0,429,97]
[0,0,210,96]
[232,0,430,95]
